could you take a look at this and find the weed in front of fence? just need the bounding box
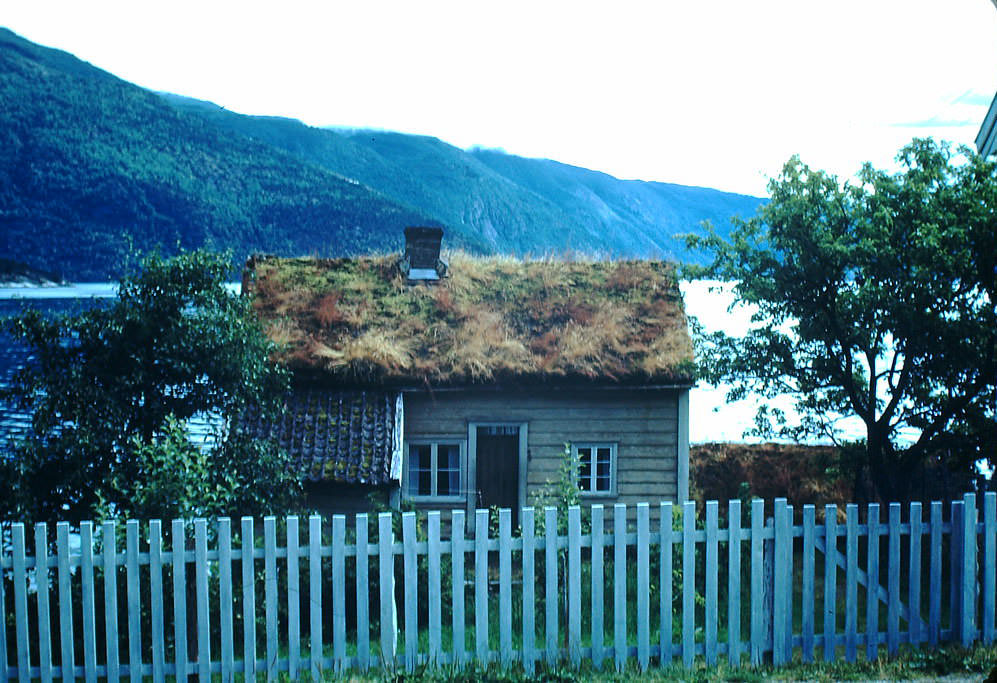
[362,643,997,681]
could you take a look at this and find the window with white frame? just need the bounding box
[405,441,463,500]
[575,443,616,496]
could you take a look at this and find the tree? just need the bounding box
[687,139,996,502]
[0,250,302,525]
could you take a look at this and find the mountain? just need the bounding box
[1,28,764,281]
[0,258,65,286]
[0,29,437,281]
[165,94,765,262]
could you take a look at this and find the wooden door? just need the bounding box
[475,425,520,526]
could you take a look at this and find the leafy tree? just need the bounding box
[0,250,302,525]
[687,139,996,502]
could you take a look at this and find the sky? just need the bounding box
[5,1,997,197]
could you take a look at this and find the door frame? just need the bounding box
[467,420,529,519]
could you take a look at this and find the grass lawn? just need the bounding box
[330,643,997,681]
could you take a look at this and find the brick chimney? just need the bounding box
[400,226,447,282]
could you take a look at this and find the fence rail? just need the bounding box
[2,492,996,680]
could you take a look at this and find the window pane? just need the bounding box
[408,444,432,495]
[437,444,461,496]
[577,446,592,491]
[596,448,612,475]
[441,444,460,470]
[596,447,612,491]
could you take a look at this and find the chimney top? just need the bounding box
[400,226,447,282]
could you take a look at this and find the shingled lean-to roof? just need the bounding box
[246,252,694,387]
[238,389,401,486]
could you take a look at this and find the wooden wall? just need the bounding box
[404,387,683,514]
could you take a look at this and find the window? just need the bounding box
[406,441,463,500]
[574,443,616,496]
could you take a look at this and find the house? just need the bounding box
[976,91,997,157]
[241,228,695,522]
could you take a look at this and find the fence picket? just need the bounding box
[567,506,581,667]
[124,521,140,683]
[332,515,347,672]
[521,508,536,675]
[240,517,256,681]
[172,519,188,682]
[590,505,604,670]
[984,493,996,645]
[823,505,837,661]
[81,522,96,683]
[929,502,942,647]
[34,525,52,683]
[801,505,815,662]
[427,512,442,666]
[636,503,650,670]
[451,510,466,667]
[356,514,370,670]
[950,501,962,636]
[12,525,29,683]
[704,501,717,667]
[960,493,977,647]
[545,506,558,667]
[102,521,119,682]
[614,503,627,671]
[908,503,922,649]
[148,521,164,683]
[401,513,417,671]
[332,512,346,673]
[308,515,323,678]
[264,517,278,682]
[286,516,299,680]
[772,499,790,666]
[659,501,673,667]
[887,503,901,657]
[682,500,695,669]
[218,519,234,683]
[377,513,395,669]
[750,499,764,666]
[56,523,74,683]
[500,509,514,666]
[474,509,489,665]
[727,500,741,667]
[845,504,858,662]
[0,527,6,683]
[866,504,880,662]
[195,519,210,682]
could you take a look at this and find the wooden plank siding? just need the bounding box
[403,388,684,516]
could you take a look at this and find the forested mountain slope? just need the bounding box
[0,29,435,280]
[168,93,765,262]
[1,27,764,280]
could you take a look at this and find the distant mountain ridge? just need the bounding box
[1,28,764,280]
[165,93,765,261]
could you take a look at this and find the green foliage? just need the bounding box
[530,443,584,536]
[0,250,302,525]
[687,139,997,502]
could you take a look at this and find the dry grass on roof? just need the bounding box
[247,252,694,386]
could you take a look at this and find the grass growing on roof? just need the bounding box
[248,252,694,386]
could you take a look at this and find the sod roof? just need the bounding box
[246,252,694,387]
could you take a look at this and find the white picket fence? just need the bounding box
[2,492,996,680]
